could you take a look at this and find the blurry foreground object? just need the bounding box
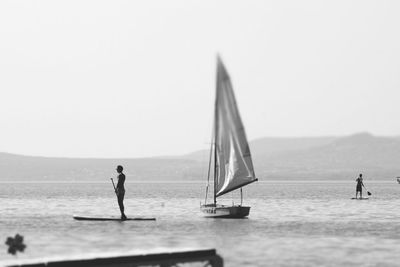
[5,234,26,255]
[5,248,223,266]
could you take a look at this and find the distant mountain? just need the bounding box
[0,153,203,182]
[185,136,337,161]
[252,132,400,180]
[1,132,400,181]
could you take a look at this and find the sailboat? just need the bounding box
[200,56,258,218]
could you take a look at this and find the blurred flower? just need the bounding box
[5,234,26,255]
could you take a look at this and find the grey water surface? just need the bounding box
[1,181,400,266]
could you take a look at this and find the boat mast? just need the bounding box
[204,132,214,204]
[240,188,243,206]
[213,127,217,205]
[213,59,219,206]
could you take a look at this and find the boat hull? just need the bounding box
[200,204,250,218]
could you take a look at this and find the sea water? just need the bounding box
[1,181,400,266]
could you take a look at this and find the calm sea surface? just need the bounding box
[1,181,400,266]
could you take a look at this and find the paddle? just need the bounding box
[110,178,117,195]
[363,184,372,196]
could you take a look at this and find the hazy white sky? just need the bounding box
[1,0,400,158]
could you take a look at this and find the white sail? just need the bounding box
[215,57,257,197]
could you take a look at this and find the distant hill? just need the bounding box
[185,136,337,161]
[1,132,400,181]
[0,153,203,182]
[253,132,400,180]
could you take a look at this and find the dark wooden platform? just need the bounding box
[7,248,223,267]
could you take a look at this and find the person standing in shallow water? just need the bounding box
[115,165,127,220]
[355,173,364,199]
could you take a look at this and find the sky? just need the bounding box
[0,0,400,158]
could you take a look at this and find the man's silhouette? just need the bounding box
[115,165,127,220]
[355,173,364,199]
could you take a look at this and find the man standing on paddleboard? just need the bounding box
[355,173,364,199]
[115,165,127,220]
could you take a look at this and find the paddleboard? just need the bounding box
[351,198,369,200]
[73,216,156,221]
